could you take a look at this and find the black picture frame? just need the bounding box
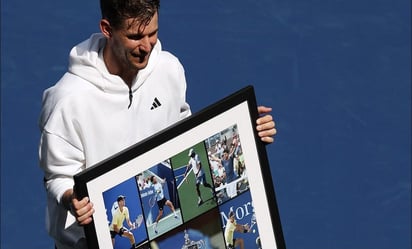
[74,85,286,249]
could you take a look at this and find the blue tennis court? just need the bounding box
[1,1,410,249]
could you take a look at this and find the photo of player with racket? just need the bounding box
[224,210,252,249]
[111,202,144,232]
[150,175,179,234]
[109,195,141,249]
[184,148,215,206]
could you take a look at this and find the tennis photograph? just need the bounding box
[102,177,148,249]
[138,163,183,240]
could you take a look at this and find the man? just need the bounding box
[184,148,214,206]
[136,173,148,190]
[38,1,276,248]
[211,146,239,198]
[150,176,178,234]
[208,152,224,187]
[224,210,250,249]
[109,196,137,248]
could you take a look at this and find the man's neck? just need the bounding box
[103,44,137,88]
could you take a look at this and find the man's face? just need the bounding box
[223,152,229,160]
[110,12,159,72]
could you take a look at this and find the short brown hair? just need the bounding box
[100,0,160,29]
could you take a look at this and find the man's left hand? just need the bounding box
[256,106,277,144]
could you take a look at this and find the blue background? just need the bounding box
[1,0,410,248]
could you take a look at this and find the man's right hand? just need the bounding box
[72,196,95,225]
[62,189,95,225]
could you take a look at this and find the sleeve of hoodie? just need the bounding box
[176,58,192,119]
[39,88,85,205]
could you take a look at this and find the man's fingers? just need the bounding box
[259,134,274,143]
[255,106,277,143]
[257,106,272,115]
[72,197,95,225]
[78,212,94,225]
[77,203,94,225]
[256,113,274,125]
[256,119,275,131]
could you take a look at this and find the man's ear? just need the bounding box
[100,19,112,38]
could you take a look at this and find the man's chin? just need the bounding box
[133,60,149,71]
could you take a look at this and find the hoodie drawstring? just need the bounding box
[128,87,133,109]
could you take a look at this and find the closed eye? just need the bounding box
[127,29,158,41]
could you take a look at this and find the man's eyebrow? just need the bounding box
[149,29,159,35]
[126,28,158,38]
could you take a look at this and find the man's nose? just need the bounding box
[140,36,151,52]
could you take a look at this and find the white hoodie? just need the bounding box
[39,33,191,248]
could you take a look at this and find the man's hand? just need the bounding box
[256,106,276,144]
[62,189,95,225]
[130,222,136,230]
[72,196,95,225]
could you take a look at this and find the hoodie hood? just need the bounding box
[68,33,161,93]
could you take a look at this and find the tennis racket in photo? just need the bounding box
[130,214,144,230]
[248,213,257,233]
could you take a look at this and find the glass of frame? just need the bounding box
[74,86,286,249]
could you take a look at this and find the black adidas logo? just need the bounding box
[150,97,162,110]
